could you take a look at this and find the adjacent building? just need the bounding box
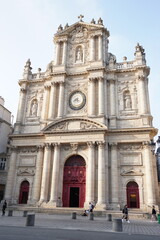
[5,17,160,211]
[0,97,12,201]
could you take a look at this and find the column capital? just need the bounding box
[10,146,18,153]
[87,141,95,148]
[51,81,57,86]
[44,143,52,149]
[98,77,104,81]
[53,142,60,147]
[109,142,118,148]
[44,85,50,89]
[142,141,150,149]
[20,88,27,93]
[37,145,44,151]
[97,141,105,148]
[89,77,96,82]
[138,75,145,81]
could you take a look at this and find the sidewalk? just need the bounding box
[0,211,160,236]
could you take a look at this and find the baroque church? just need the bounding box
[5,16,160,211]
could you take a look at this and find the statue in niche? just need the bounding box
[76,47,83,62]
[124,93,132,110]
[31,100,38,116]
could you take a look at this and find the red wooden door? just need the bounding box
[19,181,29,204]
[63,155,86,208]
[127,181,139,208]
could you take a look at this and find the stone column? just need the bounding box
[110,143,119,207]
[32,146,44,203]
[5,147,17,203]
[57,82,65,118]
[138,76,147,114]
[98,77,104,116]
[48,82,56,119]
[86,142,95,203]
[90,36,95,61]
[97,141,106,208]
[88,78,95,116]
[98,35,103,60]
[143,142,156,204]
[41,85,50,120]
[62,41,67,65]
[16,88,27,123]
[55,42,60,65]
[49,143,60,205]
[39,143,51,203]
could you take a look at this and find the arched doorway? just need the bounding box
[127,181,139,208]
[0,184,5,202]
[19,181,29,204]
[62,155,86,208]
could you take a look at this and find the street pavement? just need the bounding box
[0,211,160,237]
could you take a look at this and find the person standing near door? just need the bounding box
[2,200,7,216]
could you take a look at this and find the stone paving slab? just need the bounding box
[0,212,160,236]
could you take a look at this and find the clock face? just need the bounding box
[69,91,86,110]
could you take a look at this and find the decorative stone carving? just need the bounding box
[118,144,142,151]
[121,168,143,176]
[17,168,35,176]
[80,122,98,129]
[70,143,78,151]
[51,122,68,131]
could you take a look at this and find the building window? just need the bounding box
[0,158,6,170]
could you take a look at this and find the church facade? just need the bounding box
[5,17,159,211]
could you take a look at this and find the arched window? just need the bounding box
[0,184,5,202]
[126,181,139,208]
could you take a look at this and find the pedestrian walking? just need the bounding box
[89,202,95,212]
[122,205,130,223]
[2,200,7,216]
[151,205,157,221]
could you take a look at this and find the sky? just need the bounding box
[0,0,160,139]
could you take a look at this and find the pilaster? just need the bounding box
[4,147,18,203]
[96,141,106,209]
[57,82,65,118]
[32,145,44,204]
[39,143,52,203]
[86,142,95,205]
[48,143,60,206]
[110,142,119,208]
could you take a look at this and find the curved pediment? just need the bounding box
[42,117,107,133]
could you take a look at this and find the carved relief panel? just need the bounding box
[67,26,89,66]
[117,78,138,116]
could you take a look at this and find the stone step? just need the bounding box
[8,205,151,219]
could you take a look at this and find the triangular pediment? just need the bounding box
[54,21,107,38]
[42,117,107,133]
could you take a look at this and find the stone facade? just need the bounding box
[0,97,12,201]
[5,17,159,211]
